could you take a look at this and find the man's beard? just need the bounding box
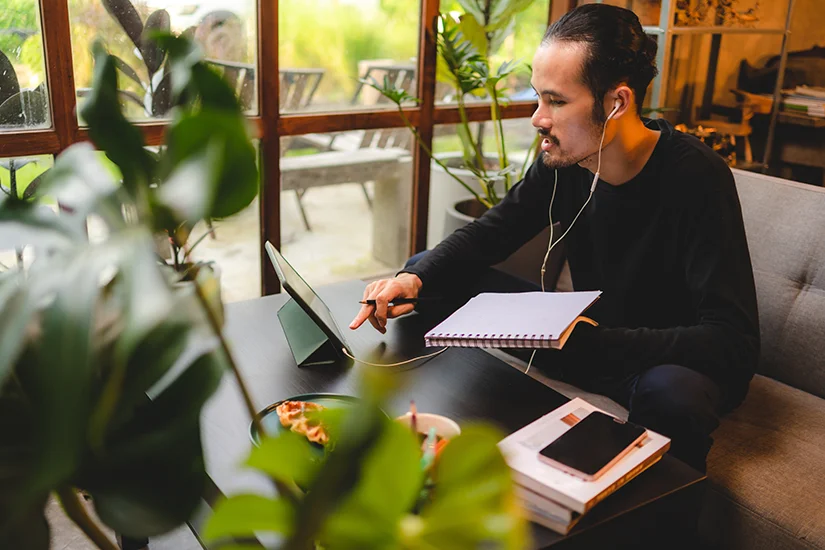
[538,118,604,170]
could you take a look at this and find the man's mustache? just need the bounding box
[537,128,560,146]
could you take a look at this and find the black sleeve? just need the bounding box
[564,165,761,392]
[400,158,556,289]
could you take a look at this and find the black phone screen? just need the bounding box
[538,411,646,477]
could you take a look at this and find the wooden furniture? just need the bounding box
[193,279,706,549]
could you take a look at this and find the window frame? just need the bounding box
[0,0,554,294]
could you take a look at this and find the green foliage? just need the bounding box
[0,0,38,64]
[203,374,529,550]
[0,33,259,548]
[279,0,418,104]
[369,0,538,208]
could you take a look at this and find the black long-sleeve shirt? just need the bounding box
[403,118,760,403]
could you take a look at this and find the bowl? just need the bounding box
[396,412,461,441]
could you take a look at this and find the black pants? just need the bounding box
[406,251,725,473]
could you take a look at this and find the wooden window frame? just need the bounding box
[0,0,556,296]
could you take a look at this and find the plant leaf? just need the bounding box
[191,64,241,111]
[86,350,224,538]
[102,0,144,51]
[156,138,221,226]
[0,272,34,385]
[457,13,488,57]
[112,55,145,90]
[488,0,537,32]
[319,418,422,549]
[43,142,121,221]
[245,430,320,488]
[80,42,155,196]
[0,496,50,550]
[413,424,529,550]
[204,494,294,542]
[163,110,258,220]
[0,194,85,252]
[282,400,385,550]
[88,232,176,447]
[17,243,127,503]
[141,10,170,75]
[456,0,485,24]
[150,32,202,104]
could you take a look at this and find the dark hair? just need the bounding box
[542,4,658,120]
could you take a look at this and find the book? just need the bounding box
[515,485,582,535]
[423,291,601,349]
[499,398,670,515]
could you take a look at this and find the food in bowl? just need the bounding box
[276,400,329,445]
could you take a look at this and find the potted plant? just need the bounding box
[202,371,530,550]
[364,1,562,285]
[0,33,260,549]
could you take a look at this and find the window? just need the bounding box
[0,0,50,130]
[0,154,54,269]
[428,119,537,248]
[278,0,419,113]
[68,0,259,122]
[279,131,413,285]
[436,0,550,105]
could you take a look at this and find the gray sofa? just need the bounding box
[517,168,825,549]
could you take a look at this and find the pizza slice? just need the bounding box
[276,400,329,445]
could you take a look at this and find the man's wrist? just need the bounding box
[397,272,423,293]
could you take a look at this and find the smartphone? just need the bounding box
[538,411,647,481]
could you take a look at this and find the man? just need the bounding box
[349,4,760,473]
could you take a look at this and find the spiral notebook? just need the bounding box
[424,291,601,349]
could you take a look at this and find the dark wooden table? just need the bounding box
[195,280,705,549]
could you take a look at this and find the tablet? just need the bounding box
[264,241,352,357]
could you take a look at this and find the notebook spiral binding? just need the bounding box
[424,332,552,349]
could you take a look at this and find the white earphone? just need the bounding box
[525,99,621,375]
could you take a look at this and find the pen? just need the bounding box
[359,298,420,306]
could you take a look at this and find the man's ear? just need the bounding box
[608,85,634,119]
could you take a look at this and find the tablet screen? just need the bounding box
[265,242,350,353]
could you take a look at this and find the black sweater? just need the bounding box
[404,118,760,401]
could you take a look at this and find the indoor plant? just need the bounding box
[364,1,558,282]
[203,372,530,550]
[0,33,259,548]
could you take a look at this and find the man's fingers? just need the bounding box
[374,294,390,329]
[387,304,415,318]
[367,313,385,334]
[349,304,374,329]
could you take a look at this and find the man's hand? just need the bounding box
[349,273,423,333]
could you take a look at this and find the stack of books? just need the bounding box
[498,398,671,535]
[782,86,825,118]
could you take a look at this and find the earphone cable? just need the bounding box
[525,108,612,376]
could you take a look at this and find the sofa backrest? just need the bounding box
[733,169,825,398]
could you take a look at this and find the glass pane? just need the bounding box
[437,0,550,106]
[0,0,50,130]
[69,0,259,122]
[575,0,791,30]
[278,0,419,114]
[0,154,54,269]
[279,131,413,285]
[429,119,537,248]
[189,140,261,303]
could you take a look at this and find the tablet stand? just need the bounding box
[277,297,339,366]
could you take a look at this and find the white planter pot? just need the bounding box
[427,153,507,249]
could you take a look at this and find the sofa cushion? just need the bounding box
[700,374,825,549]
[733,169,825,399]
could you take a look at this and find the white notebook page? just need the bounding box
[425,290,602,340]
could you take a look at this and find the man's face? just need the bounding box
[531,41,603,169]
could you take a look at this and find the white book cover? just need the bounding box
[499,398,670,514]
